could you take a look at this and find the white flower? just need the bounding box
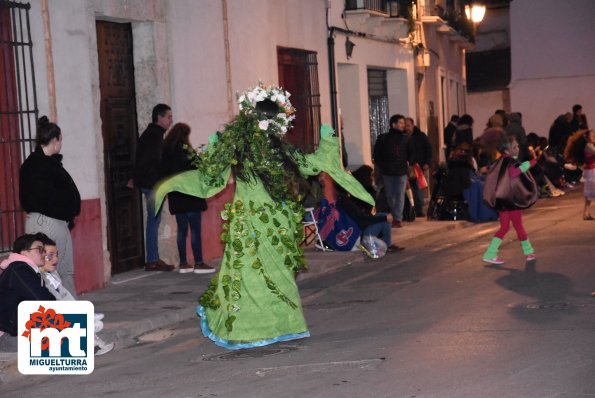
[237,83,295,135]
[254,90,267,102]
[258,120,270,130]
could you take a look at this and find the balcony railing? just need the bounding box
[345,0,412,19]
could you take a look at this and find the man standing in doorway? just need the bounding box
[373,114,410,228]
[133,104,175,271]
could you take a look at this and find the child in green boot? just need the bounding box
[482,135,538,265]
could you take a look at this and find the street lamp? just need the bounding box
[464,2,486,24]
[345,36,356,59]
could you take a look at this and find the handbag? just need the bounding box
[483,157,538,210]
[413,163,428,190]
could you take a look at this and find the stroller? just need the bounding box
[427,164,470,221]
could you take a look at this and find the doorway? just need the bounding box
[96,21,144,273]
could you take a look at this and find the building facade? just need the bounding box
[467,0,595,137]
[1,0,469,292]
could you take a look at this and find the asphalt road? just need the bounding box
[3,190,594,398]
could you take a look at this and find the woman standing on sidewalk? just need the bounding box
[19,116,81,297]
[482,136,539,265]
[161,123,213,274]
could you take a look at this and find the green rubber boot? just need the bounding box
[483,237,502,261]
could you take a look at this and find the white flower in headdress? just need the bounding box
[237,82,296,135]
[258,120,270,131]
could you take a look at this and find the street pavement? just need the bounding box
[0,187,589,389]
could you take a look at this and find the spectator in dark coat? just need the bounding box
[548,113,574,155]
[454,114,474,148]
[571,104,588,131]
[133,104,175,272]
[373,114,410,228]
[444,114,459,160]
[405,117,432,216]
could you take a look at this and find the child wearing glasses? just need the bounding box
[37,233,114,356]
[0,234,56,351]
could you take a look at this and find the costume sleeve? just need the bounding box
[154,166,231,214]
[300,124,375,206]
[510,159,536,177]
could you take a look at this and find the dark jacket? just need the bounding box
[161,144,207,214]
[454,124,473,148]
[337,194,388,230]
[0,262,56,335]
[548,115,573,154]
[373,128,410,176]
[444,122,457,149]
[19,147,81,223]
[134,123,167,189]
[408,127,433,167]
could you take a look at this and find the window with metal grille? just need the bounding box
[277,47,321,153]
[0,0,38,253]
[368,69,389,153]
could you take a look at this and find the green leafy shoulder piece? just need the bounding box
[300,124,375,206]
[154,166,231,214]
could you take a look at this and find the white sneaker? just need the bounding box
[94,320,104,333]
[94,335,114,356]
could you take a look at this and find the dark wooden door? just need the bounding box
[96,21,144,273]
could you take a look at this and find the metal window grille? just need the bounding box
[0,0,38,253]
[305,52,321,149]
[368,69,389,152]
[278,47,321,152]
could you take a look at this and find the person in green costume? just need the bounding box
[155,83,373,349]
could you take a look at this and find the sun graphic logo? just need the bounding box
[18,301,95,374]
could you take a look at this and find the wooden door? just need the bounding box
[96,21,144,273]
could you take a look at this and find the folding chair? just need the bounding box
[301,207,327,251]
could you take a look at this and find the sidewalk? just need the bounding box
[0,216,472,383]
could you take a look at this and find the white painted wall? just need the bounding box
[166,0,229,146]
[467,90,506,132]
[226,0,331,124]
[510,0,595,135]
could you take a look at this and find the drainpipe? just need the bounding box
[41,0,57,122]
[327,27,339,134]
[221,0,234,120]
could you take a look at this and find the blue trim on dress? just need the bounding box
[196,305,310,350]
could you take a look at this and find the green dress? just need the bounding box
[155,126,373,349]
